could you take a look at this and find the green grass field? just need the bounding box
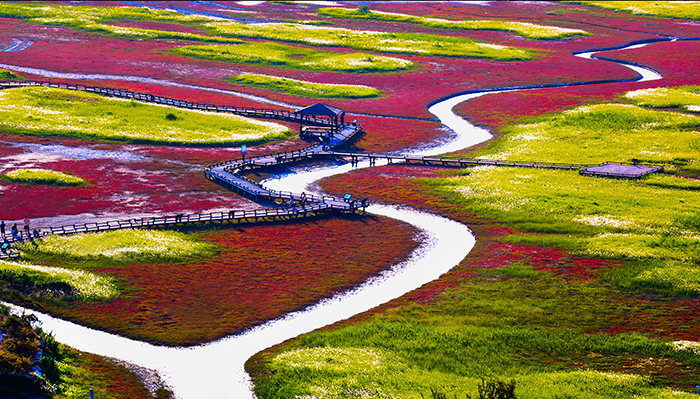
[1,168,87,186]
[172,42,413,73]
[318,7,588,39]
[204,21,535,60]
[253,270,700,398]
[226,74,383,99]
[19,229,215,264]
[0,259,117,301]
[0,86,292,145]
[576,1,700,20]
[473,103,699,165]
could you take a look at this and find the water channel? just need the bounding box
[3,39,668,398]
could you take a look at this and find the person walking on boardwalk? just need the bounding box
[0,220,4,238]
[23,217,30,238]
[10,223,18,239]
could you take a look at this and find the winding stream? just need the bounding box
[3,38,671,398]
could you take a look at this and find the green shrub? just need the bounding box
[0,69,25,80]
[477,378,517,399]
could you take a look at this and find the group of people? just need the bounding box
[0,217,35,240]
[288,192,308,209]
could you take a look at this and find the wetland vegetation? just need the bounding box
[226,74,383,99]
[318,7,589,39]
[172,42,413,73]
[0,87,292,145]
[1,168,87,187]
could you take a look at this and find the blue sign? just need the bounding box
[241,145,247,154]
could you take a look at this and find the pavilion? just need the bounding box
[295,103,346,138]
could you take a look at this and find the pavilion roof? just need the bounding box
[296,102,344,116]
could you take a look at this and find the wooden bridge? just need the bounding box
[0,202,369,260]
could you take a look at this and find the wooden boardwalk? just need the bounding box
[322,151,663,177]
[205,125,365,210]
[0,80,663,259]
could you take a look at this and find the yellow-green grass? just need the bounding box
[475,103,699,165]
[0,69,25,81]
[0,2,239,43]
[0,86,292,145]
[267,346,694,399]
[55,344,159,399]
[318,7,588,39]
[431,166,700,258]
[575,1,700,20]
[204,21,535,60]
[0,259,117,300]
[1,168,87,187]
[227,74,382,99]
[171,42,413,73]
[254,271,700,398]
[19,230,214,264]
[626,86,700,113]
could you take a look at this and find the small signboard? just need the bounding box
[344,194,352,201]
[241,145,247,155]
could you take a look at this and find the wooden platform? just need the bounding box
[580,163,663,178]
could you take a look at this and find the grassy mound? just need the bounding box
[0,259,117,300]
[318,7,588,39]
[204,21,535,60]
[1,169,87,187]
[476,103,699,165]
[0,86,292,145]
[226,74,382,99]
[19,229,215,264]
[0,2,239,43]
[172,42,413,73]
[0,69,25,81]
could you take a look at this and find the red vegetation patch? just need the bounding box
[70,349,153,399]
[43,215,420,346]
[0,152,254,222]
[347,116,444,153]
